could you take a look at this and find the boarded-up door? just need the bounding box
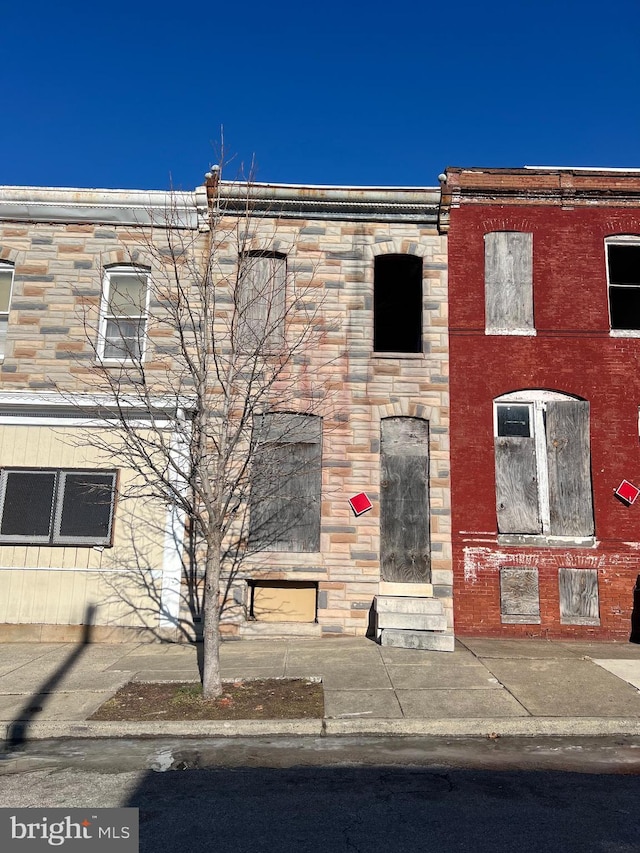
[380,417,431,583]
[546,400,594,537]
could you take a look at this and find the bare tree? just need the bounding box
[75,167,330,698]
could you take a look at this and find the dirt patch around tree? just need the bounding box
[89,679,324,721]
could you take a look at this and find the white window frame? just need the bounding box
[98,265,150,362]
[0,467,117,546]
[0,261,15,361]
[494,390,593,542]
[606,235,640,337]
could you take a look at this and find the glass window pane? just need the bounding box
[107,272,147,316]
[609,286,640,330]
[104,318,144,359]
[1,471,55,537]
[0,269,13,312]
[608,245,640,285]
[497,405,531,437]
[58,473,115,541]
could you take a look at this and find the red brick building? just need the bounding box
[439,166,640,639]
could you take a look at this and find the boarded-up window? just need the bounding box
[500,567,540,624]
[237,252,286,352]
[250,413,321,552]
[559,568,600,625]
[607,241,640,331]
[380,417,430,583]
[495,397,594,537]
[485,232,534,334]
[374,254,422,353]
[250,581,317,622]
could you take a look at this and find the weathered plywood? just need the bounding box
[251,581,317,622]
[546,400,594,537]
[494,436,541,534]
[500,567,540,618]
[251,413,321,552]
[485,231,533,332]
[380,416,430,457]
[380,418,430,584]
[559,568,599,624]
[238,253,286,351]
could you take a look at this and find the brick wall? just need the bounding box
[448,198,640,639]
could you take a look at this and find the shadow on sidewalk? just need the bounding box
[2,604,96,753]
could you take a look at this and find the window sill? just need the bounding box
[560,616,600,626]
[371,351,425,359]
[485,328,537,336]
[610,329,640,338]
[497,534,596,548]
[501,615,541,624]
[96,358,143,367]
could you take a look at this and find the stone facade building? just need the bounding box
[0,179,452,646]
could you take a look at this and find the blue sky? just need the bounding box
[2,0,638,190]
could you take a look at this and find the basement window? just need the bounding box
[249,581,318,622]
[500,567,541,624]
[559,568,600,625]
[607,238,640,334]
[373,254,423,353]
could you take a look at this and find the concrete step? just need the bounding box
[378,582,433,597]
[380,629,455,652]
[377,612,448,632]
[375,595,443,616]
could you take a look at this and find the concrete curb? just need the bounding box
[6,717,640,741]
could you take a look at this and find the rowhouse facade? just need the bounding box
[441,166,640,639]
[0,180,452,646]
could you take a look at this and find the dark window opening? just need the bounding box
[497,405,531,437]
[608,244,640,330]
[0,468,117,545]
[374,254,422,353]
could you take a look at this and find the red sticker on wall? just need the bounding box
[349,492,373,516]
[615,480,640,505]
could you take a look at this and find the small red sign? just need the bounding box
[615,480,640,505]
[349,492,373,516]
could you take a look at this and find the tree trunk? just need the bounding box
[201,539,222,698]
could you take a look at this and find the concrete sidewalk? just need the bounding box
[2,636,640,740]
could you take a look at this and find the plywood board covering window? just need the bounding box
[237,251,286,353]
[485,231,534,334]
[500,567,540,624]
[494,395,594,538]
[250,413,321,552]
[559,568,600,625]
[250,581,317,622]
